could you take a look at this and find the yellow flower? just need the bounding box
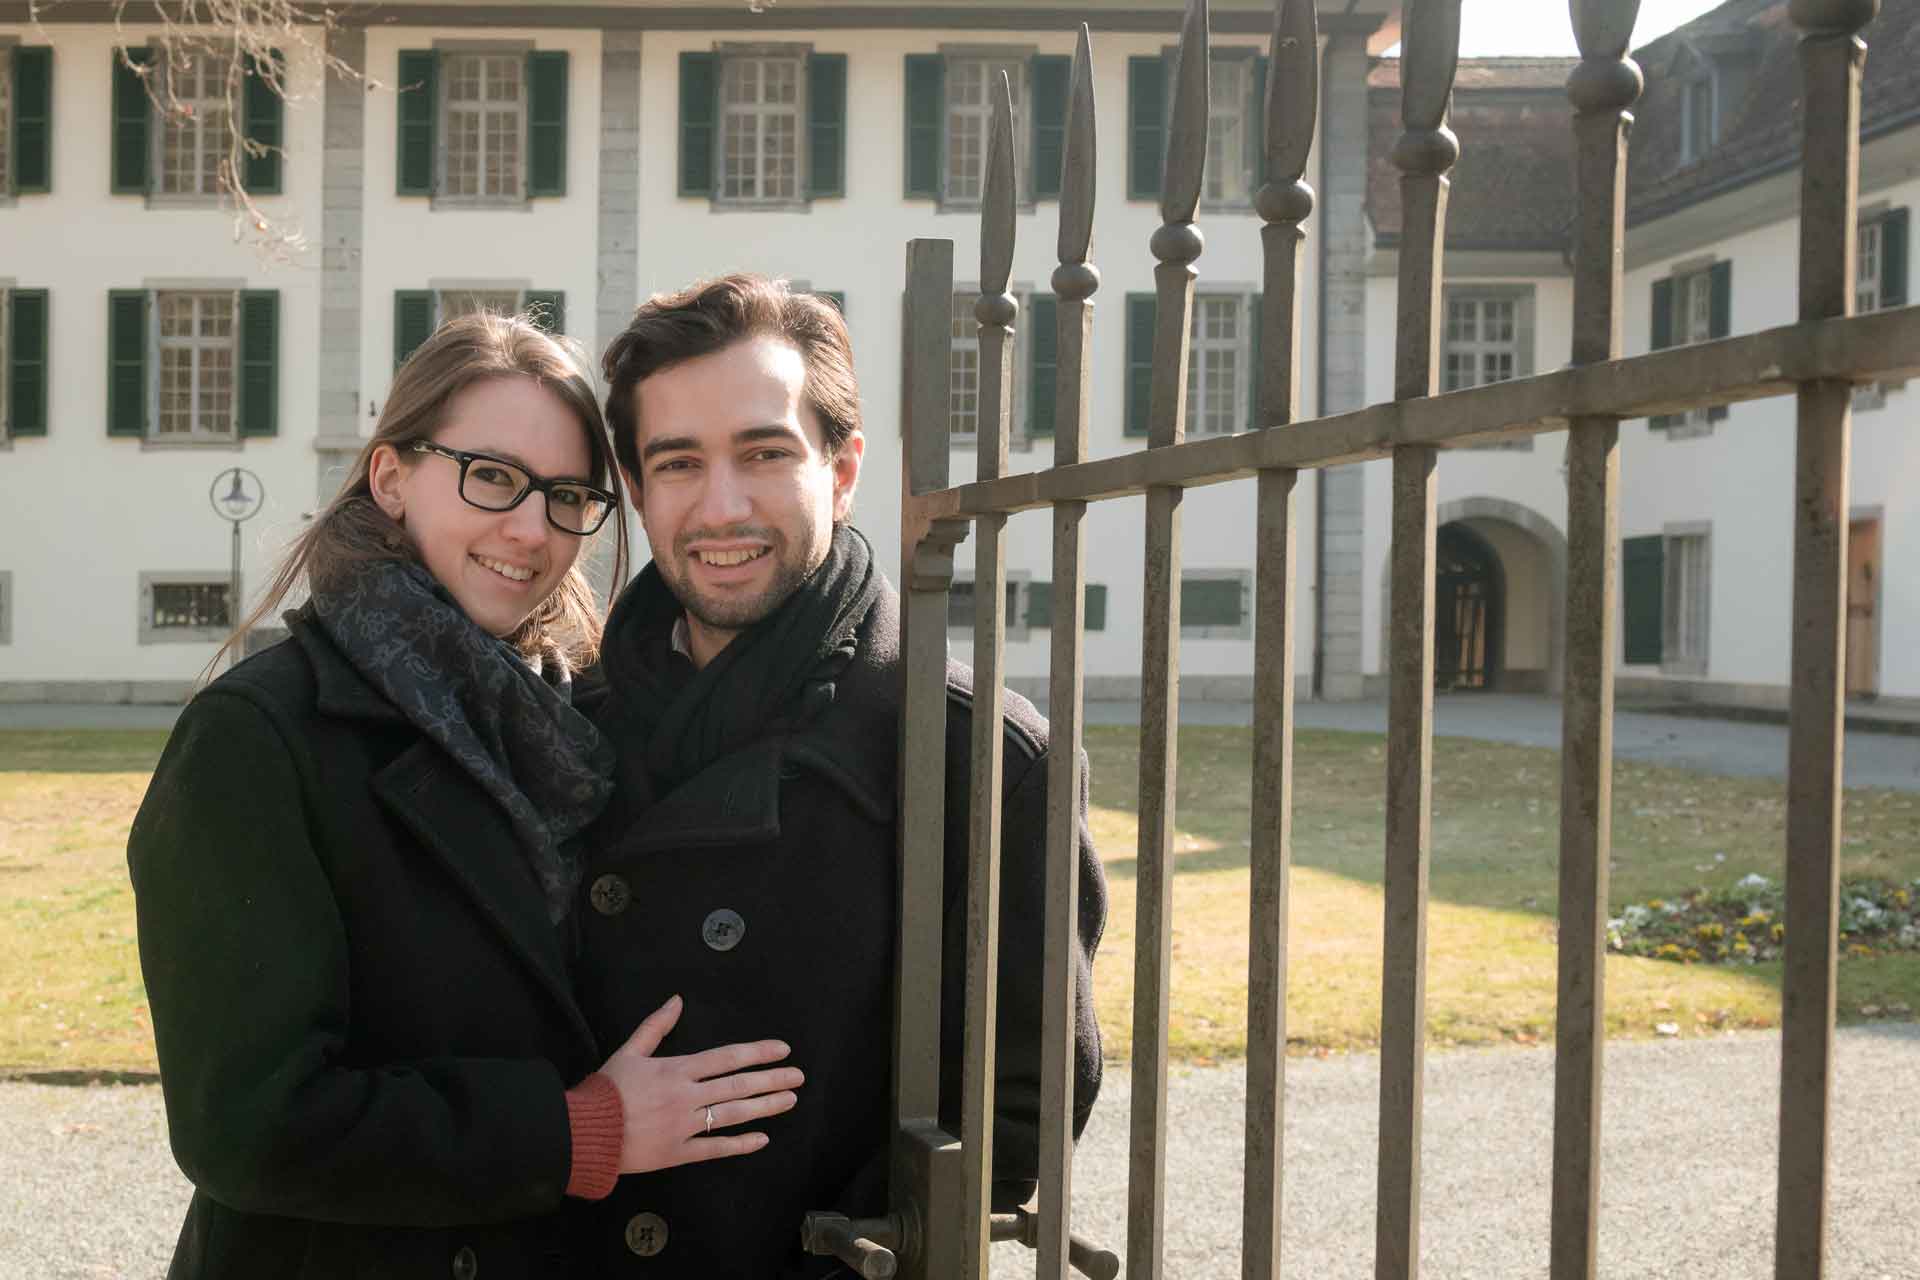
[1895,889,1911,908]
[1733,937,1752,954]
[1696,923,1724,941]
[1684,948,1703,962]
[1656,943,1683,959]
[1771,923,1786,942]
[1740,913,1768,928]
[1648,899,1666,910]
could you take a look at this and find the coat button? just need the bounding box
[450,1245,478,1279]
[624,1212,669,1257]
[701,908,746,952]
[590,874,630,916]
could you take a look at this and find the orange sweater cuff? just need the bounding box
[563,1072,624,1200]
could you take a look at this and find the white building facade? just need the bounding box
[1,0,1912,713]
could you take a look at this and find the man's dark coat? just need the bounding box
[570,584,1107,1278]
[127,611,597,1280]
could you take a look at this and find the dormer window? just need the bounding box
[1680,72,1717,165]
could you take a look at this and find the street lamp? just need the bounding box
[208,467,265,666]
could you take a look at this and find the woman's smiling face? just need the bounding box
[369,375,594,637]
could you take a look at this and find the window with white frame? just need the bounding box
[1662,527,1710,675]
[947,287,1029,442]
[1204,57,1251,206]
[720,54,802,203]
[139,572,233,644]
[439,288,523,322]
[1679,73,1716,165]
[947,573,1032,643]
[945,54,1026,205]
[1667,265,1717,431]
[1185,294,1245,437]
[1181,570,1253,640]
[156,49,233,197]
[442,52,524,200]
[1443,287,1535,450]
[155,292,237,439]
[1858,217,1886,314]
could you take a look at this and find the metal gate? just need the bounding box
[808,1,1918,1277]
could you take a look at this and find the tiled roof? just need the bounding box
[1365,0,1920,249]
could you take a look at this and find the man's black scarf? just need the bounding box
[309,556,614,922]
[600,524,882,795]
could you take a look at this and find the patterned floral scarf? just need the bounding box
[310,556,614,922]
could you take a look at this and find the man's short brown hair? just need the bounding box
[602,274,862,484]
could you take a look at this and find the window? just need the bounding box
[1181,571,1253,640]
[443,53,524,199]
[1853,209,1909,410]
[1127,51,1267,205]
[1678,73,1720,166]
[392,287,565,369]
[1443,287,1535,450]
[139,572,233,644]
[0,47,11,194]
[1186,295,1244,436]
[155,49,232,197]
[396,48,567,203]
[948,573,1032,644]
[1662,527,1710,675]
[0,282,52,444]
[156,293,237,439]
[0,288,7,442]
[107,288,279,442]
[720,56,801,202]
[1204,56,1251,205]
[904,50,1073,208]
[946,55,1027,204]
[1650,261,1730,436]
[946,286,1032,444]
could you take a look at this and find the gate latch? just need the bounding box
[989,1207,1120,1280]
[800,1212,901,1280]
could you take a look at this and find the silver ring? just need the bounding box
[704,1105,715,1135]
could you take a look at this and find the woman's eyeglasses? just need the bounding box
[409,441,616,536]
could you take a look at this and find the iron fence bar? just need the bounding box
[1243,2,1317,1276]
[1778,4,1873,1275]
[1128,3,1208,1277]
[899,304,1920,524]
[1377,4,1460,1276]
[961,73,1020,1280]
[1551,4,1641,1276]
[1037,25,1099,1280]
[896,237,967,1280]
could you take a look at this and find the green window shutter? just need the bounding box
[1085,584,1108,631]
[1025,580,1053,629]
[11,47,53,194]
[527,51,569,197]
[1648,277,1675,429]
[238,290,279,437]
[394,290,435,370]
[1031,54,1070,201]
[1706,261,1732,422]
[1249,56,1269,197]
[111,48,152,195]
[7,289,49,436]
[525,290,565,335]
[817,291,846,313]
[1028,292,1057,438]
[806,53,847,198]
[242,49,284,195]
[1127,56,1166,201]
[396,50,438,196]
[1124,292,1156,437]
[1247,291,1264,428]
[904,54,944,200]
[1183,577,1244,628]
[679,52,718,197]
[1880,208,1908,309]
[107,290,147,437]
[1622,535,1665,664]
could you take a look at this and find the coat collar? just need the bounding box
[288,607,408,727]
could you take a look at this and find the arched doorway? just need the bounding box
[1435,523,1502,690]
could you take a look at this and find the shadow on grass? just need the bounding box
[3,1068,162,1086]
[0,731,170,774]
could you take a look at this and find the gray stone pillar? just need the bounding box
[317,26,367,505]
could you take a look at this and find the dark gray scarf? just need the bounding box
[310,557,614,922]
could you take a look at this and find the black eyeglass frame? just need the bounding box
[409,441,617,536]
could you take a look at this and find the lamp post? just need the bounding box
[209,467,265,666]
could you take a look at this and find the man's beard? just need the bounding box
[658,524,821,636]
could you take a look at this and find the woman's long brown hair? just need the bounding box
[213,313,629,674]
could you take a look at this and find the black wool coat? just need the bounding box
[568,584,1108,1279]
[127,610,601,1280]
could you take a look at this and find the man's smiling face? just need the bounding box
[626,334,864,667]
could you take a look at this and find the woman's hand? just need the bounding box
[597,995,803,1174]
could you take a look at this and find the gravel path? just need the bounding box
[7,1026,1914,1279]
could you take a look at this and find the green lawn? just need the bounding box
[2,725,1916,1074]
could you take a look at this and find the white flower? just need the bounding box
[1737,873,1770,891]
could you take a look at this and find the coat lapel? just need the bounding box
[371,728,600,1063]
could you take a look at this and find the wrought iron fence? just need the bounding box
[806,1,1916,1277]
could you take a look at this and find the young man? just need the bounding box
[571,274,1107,1276]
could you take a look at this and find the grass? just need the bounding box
[2,725,1916,1074]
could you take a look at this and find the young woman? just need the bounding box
[128,314,802,1279]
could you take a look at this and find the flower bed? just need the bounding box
[1608,873,1920,965]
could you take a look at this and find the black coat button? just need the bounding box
[625,1212,669,1257]
[451,1245,478,1279]
[590,874,630,916]
[701,908,746,952]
